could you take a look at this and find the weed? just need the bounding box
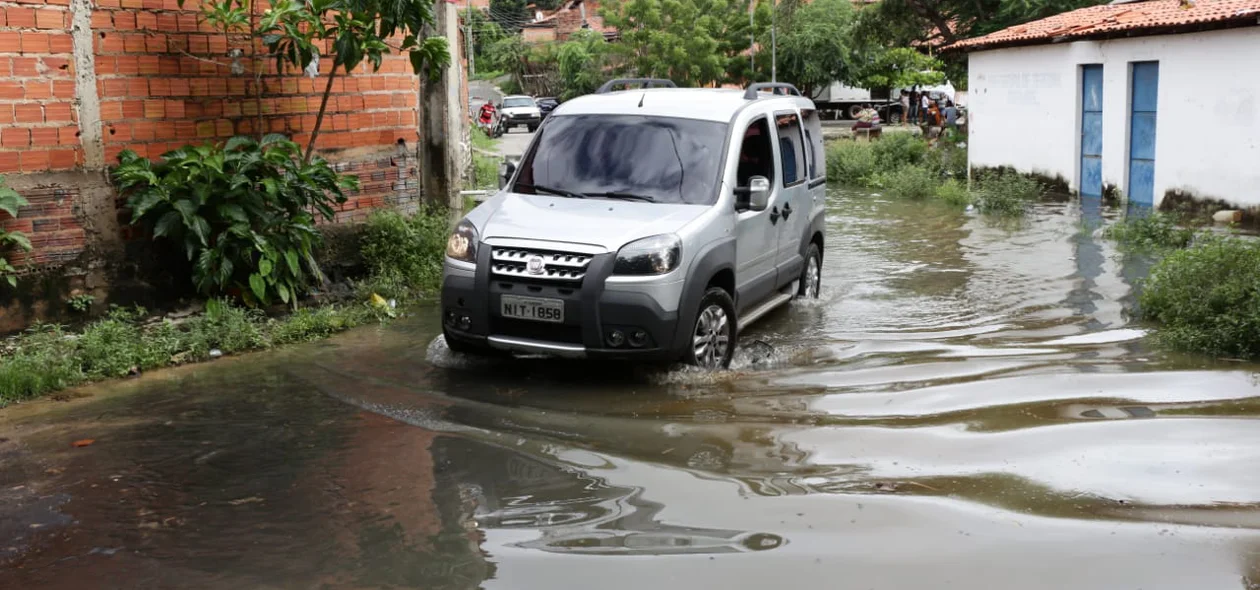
[470,153,501,191]
[360,208,450,298]
[871,133,929,171]
[1102,211,1199,252]
[67,294,95,313]
[935,179,972,208]
[1139,235,1260,359]
[268,305,376,345]
[872,165,938,200]
[471,127,498,152]
[825,140,879,185]
[972,171,1042,216]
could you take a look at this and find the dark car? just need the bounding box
[536,97,560,119]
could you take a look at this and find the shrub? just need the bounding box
[935,179,972,208]
[871,132,929,171]
[112,135,358,307]
[268,305,375,345]
[182,298,268,358]
[76,307,177,378]
[360,208,450,297]
[1102,211,1198,251]
[872,165,938,200]
[0,324,82,404]
[1139,236,1260,358]
[825,140,878,185]
[0,177,32,288]
[972,171,1042,216]
[924,142,968,180]
[470,153,500,190]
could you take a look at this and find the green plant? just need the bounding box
[872,165,938,200]
[471,127,497,152]
[257,0,450,161]
[113,135,357,307]
[76,307,178,378]
[972,170,1042,216]
[871,132,929,171]
[360,208,450,298]
[924,142,968,180]
[1139,235,1260,359]
[825,140,879,185]
[67,294,95,313]
[1102,211,1198,252]
[935,178,971,207]
[470,153,500,191]
[0,177,32,288]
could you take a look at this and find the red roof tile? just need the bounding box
[951,0,1260,50]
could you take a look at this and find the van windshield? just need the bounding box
[503,97,535,108]
[512,114,727,205]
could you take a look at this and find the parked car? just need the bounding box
[440,79,828,369]
[535,97,560,119]
[497,95,543,132]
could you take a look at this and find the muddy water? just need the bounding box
[5,190,1260,589]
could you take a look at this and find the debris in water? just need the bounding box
[209,349,223,359]
[228,496,265,506]
[72,439,95,448]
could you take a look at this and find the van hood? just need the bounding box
[479,193,707,251]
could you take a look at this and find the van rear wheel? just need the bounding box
[797,244,822,299]
[684,288,736,370]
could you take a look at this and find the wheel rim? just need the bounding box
[805,255,821,298]
[692,304,730,369]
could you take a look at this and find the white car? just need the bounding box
[497,95,543,132]
[442,79,827,369]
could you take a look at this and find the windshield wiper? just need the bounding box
[516,183,586,199]
[584,191,656,203]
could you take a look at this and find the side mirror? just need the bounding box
[746,176,770,211]
[498,159,517,189]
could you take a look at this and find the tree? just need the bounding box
[259,0,451,161]
[850,47,944,91]
[772,0,858,98]
[602,0,764,88]
[461,8,506,65]
[555,30,613,99]
[867,0,1110,47]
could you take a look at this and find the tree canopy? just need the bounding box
[866,0,1110,47]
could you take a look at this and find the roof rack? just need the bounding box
[595,78,678,94]
[744,82,801,100]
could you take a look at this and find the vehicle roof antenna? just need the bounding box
[638,92,646,108]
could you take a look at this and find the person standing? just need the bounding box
[899,90,911,126]
[920,92,931,125]
[943,100,959,129]
[908,89,920,127]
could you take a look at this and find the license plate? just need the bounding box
[500,295,564,323]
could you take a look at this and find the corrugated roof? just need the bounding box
[951,0,1260,50]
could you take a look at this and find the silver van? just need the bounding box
[441,79,827,369]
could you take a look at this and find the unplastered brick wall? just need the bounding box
[0,0,428,285]
[0,0,81,174]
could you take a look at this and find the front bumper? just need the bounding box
[502,113,541,126]
[441,247,683,361]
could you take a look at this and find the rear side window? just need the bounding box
[801,109,825,180]
[776,112,807,187]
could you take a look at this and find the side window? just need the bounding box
[736,117,775,189]
[801,108,825,179]
[776,112,807,187]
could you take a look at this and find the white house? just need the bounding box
[954,0,1260,208]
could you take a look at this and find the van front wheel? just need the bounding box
[797,244,822,299]
[684,288,736,370]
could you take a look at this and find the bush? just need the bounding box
[0,324,82,403]
[924,142,968,180]
[825,140,878,185]
[935,179,972,208]
[360,208,450,297]
[112,135,359,307]
[972,171,1042,216]
[872,165,938,200]
[76,307,177,378]
[470,153,500,190]
[871,132,928,171]
[1139,236,1260,358]
[0,177,32,288]
[1102,211,1198,251]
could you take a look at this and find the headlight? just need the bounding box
[614,234,681,276]
[445,219,479,263]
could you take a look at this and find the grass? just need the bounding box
[358,208,450,301]
[872,165,937,200]
[0,301,387,406]
[471,127,498,152]
[971,170,1043,216]
[1139,235,1260,359]
[1102,211,1199,252]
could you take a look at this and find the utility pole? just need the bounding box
[770,0,776,83]
[466,0,475,78]
[749,0,755,74]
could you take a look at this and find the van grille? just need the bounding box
[491,247,593,283]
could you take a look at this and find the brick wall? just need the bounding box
[0,0,431,289]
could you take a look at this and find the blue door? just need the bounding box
[1128,62,1159,206]
[1080,65,1103,198]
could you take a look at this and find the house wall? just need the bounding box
[967,27,1260,207]
[0,0,466,331]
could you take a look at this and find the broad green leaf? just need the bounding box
[259,258,273,277]
[3,232,32,252]
[249,273,266,302]
[285,250,300,276]
[154,211,182,238]
[277,283,291,304]
[5,275,15,288]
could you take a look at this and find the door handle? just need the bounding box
[782,202,792,221]
[769,206,779,225]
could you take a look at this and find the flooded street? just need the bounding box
[5,189,1260,589]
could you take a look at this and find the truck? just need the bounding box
[810,81,957,123]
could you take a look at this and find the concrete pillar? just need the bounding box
[420,0,469,219]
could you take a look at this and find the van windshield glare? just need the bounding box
[512,114,727,205]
